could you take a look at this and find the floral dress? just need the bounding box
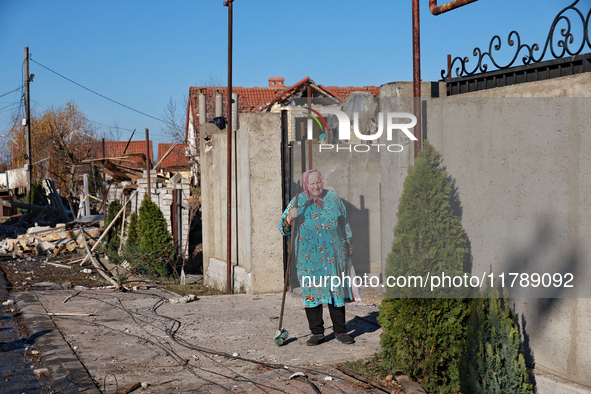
[278,190,353,308]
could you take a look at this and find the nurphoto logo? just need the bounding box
[303,107,417,153]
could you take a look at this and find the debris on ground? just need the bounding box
[0,223,102,256]
[168,294,197,304]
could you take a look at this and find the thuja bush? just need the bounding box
[460,288,534,394]
[378,141,471,393]
[135,195,174,277]
[126,212,140,250]
[104,199,123,255]
[385,140,469,298]
[379,298,470,393]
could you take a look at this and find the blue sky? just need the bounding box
[0,0,580,154]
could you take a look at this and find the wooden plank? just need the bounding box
[334,363,395,393]
[117,382,141,394]
[153,143,178,170]
[79,224,122,290]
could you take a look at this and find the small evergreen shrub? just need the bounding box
[379,141,471,393]
[136,195,174,277]
[104,199,123,255]
[379,298,470,393]
[126,212,139,250]
[21,181,47,206]
[460,288,534,394]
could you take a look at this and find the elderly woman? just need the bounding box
[278,169,355,346]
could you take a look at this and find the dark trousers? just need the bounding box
[305,303,347,335]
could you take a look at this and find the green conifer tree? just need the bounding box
[104,199,123,254]
[137,195,174,276]
[126,212,139,250]
[385,140,469,298]
[461,288,534,394]
[378,141,471,394]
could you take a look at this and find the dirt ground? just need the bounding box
[0,254,101,291]
[26,288,383,393]
[0,247,387,393]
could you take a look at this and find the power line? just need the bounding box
[30,57,174,127]
[0,85,23,99]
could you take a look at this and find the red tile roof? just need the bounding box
[91,140,154,169]
[186,85,286,142]
[157,143,189,169]
[185,78,379,142]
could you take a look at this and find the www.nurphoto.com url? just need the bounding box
[303,272,574,291]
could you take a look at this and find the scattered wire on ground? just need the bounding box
[28,289,367,393]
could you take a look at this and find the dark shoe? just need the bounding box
[336,333,354,344]
[306,334,325,346]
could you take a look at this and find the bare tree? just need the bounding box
[102,121,124,142]
[199,72,225,87]
[160,95,188,143]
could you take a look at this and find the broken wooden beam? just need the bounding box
[79,224,122,290]
[79,190,138,266]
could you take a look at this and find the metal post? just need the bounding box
[102,137,106,191]
[145,128,151,197]
[307,85,313,170]
[412,0,422,158]
[24,47,32,193]
[232,93,239,269]
[300,122,306,175]
[224,0,234,294]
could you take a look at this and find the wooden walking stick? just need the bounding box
[275,192,300,346]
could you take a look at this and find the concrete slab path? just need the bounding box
[16,288,384,393]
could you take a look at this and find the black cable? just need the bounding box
[0,85,23,99]
[30,57,174,127]
[37,290,334,393]
[66,291,288,393]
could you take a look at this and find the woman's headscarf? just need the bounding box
[302,169,324,205]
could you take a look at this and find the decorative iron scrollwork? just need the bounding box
[442,0,591,79]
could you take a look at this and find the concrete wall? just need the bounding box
[291,145,383,278]
[378,74,591,390]
[424,95,591,389]
[200,114,283,293]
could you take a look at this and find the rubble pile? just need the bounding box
[0,224,102,256]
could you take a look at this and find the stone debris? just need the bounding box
[0,223,102,256]
[33,368,49,376]
[168,294,197,304]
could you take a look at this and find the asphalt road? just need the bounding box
[0,267,51,394]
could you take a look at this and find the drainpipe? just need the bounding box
[429,0,478,16]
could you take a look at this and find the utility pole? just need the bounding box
[24,47,32,193]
